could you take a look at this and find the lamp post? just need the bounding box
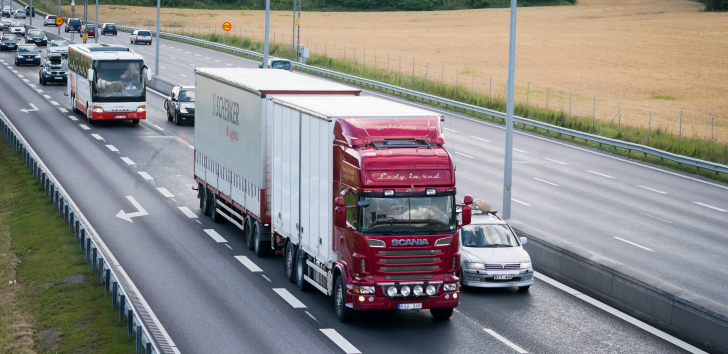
[502,0,517,220]
[263,0,270,68]
[94,0,98,43]
[154,0,160,75]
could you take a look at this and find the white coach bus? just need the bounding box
[68,44,150,124]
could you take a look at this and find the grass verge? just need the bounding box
[0,140,135,353]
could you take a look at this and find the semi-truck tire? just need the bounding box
[244,217,255,250]
[295,248,312,291]
[285,241,296,283]
[211,195,223,223]
[430,308,454,320]
[253,222,269,257]
[201,188,212,216]
[334,275,355,322]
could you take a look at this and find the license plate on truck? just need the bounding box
[398,303,422,310]
[494,275,513,280]
[114,115,126,119]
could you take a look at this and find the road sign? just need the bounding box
[222,22,231,31]
[295,18,300,26]
[82,33,88,41]
[55,16,64,26]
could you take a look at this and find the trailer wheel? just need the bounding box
[295,247,312,291]
[285,241,296,283]
[430,307,454,320]
[244,218,255,250]
[211,195,223,223]
[253,223,269,257]
[334,275,355,322]
[201,188,212,216]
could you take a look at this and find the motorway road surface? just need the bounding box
[0,11,722,353]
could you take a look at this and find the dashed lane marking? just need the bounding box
[273,288,307,309]
[235,256,263,272]
[470,136,491,142]
[43,94,51,99]
[513,148,528,153]
[639,212,673,224]
[138,171,154,180]
[203,229,227,243]
[51,101,59,105]
[587,170,614,179]
[693,202,727,212]
[320,329,361,354]
[225,244,233,250]
[178,206,198,218]
[455,152,473,158]
[68,115,78,121]
[614,237,654,252]
[443,127,458,132]
[534,178,559,187]
[157,187,174,198]
[261,275,272,282]
[59,107,67,113]
[543,158,568,165]
[106,145,119,152]
[91,133,103,140]
[636,185,668,195]
[79,124,90,130]
[511,198,530,206]
[305,311,319,323]
[484,329,528,354]
[180,74,187,77]
[121,157,135,165]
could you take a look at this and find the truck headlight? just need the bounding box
[413,285,423,296]
[180,107,188,113]
[92,106,104,113]
[426,285,436,296]
[426,188,436,195]
[466,262,485,270]
[443,283,458,292]
[400,286,411,297]
[384,189,394,196]
[386,286,397,297]
[520,262,532,269]
[136,105,146,112]
[354,286,374,294]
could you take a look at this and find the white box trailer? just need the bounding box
[194,68,360,255]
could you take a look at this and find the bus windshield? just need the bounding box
[94,60,145,102]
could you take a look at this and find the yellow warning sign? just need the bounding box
[295,18,300,26]
[82,33,88,41]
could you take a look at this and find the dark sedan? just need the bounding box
[165,85,195,125]
[15,44,40,66]
[38,53,67,85]
[100,23,117,36]
[25,29,47,46]
[0,34,18,51]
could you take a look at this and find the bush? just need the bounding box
[470,0,490,8]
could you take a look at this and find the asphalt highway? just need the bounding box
[0,11,722,353]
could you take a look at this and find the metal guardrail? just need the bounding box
[0,112,177,354]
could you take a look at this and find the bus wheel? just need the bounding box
[132,119,140,124]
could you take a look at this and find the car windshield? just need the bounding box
[94,60,145,102]
[29,30,42,36]
[271,61,291,70]
[50,40,68,47]
[11,22,22,27]
[2,35,16,41]
[360,195,455,235]
[18,46,37,53]
[460,224,519,248]
[178,90,195,102]
[87,25,95,29]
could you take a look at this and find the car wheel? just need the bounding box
[285,241,296,283]
[210,195,223,223]
[174,112,181,125]
[430,308,454,320]
[334,275,354,322]
[295,247,312,291]
[519,285,531,291]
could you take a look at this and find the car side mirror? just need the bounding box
[461,205,471,226]
[520,237,528,245]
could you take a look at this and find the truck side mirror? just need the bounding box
[461,205,471,226]
[335,197,346,228]
[464,195,473,205]
[335,197,345,207]
[87,68,94,81]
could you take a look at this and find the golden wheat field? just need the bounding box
[61,0,728,143]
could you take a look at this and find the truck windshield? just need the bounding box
[93,60,145,102]
[360,195,455,235]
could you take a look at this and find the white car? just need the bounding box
[47,39,68,58]
[43,15,59,26]
[10,22,25,35]
[458,204,534,290]
[13,9,25,19]
[130,30,152,45]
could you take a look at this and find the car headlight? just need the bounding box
[43,36,47,40]
[466,262,485,270]
[136,105,146,112]
[443,283,458,292]
[353,286,374,294]
[92,106,104,113]
[520,262,532,269]
[179,107,188,113]
[426,285,437,296]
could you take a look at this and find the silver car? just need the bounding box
[458,208,534,290]
[10,22,24,35]
[43,15,58,26]
[47,39,68,58]
[13,9,25,19]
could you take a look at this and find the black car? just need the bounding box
[15,44,40,66]
[0,34,18,51]
[25,6,34,17]
[39,53,67,85]
[25,29,47,46]
[164,85,195,125]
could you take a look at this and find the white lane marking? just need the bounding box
[138,171,154,180]
[68,115,78,121]
[179,74,187,77]
[320,329,361,354]
[196,220,202,225]
[225,63,231,66]
[188,145,194,149]
[587,170,614,179]
[535,272,707,354]
[512,198,530,206]
[91,133,104,140]
[534,178,559,187]
[59,107,68,113]
[51,101,59,105]
[484,329,528,354]
[305,311,319,323]
[614,237,654,252]
[157,187,175,198]
[29,84,36,88]
[470,136,490,142]
[235,255,263,272]
[160,66,166,69]
[35,89,43,93]
[170,57,176,60]
[177,49,183,51]
[186,51,191,54]
[513,148,527,153]
[693,202,727,212]
[146,87,167,98]
[455,151,474,159]
[273,288,307,309]
[79,124,91,130]
[178,206,198,218]
[261,275,272,282]
[225,244,233,250]
[204,57,210,59]
[639,212,673,224]
[636,185,668,194]
[106,145,119,152]
[203,229,227,243]
[214,59,221,63]
[543,157,568,165]
[22,79,29,83]
[43,94,51,99]
[443,127,458,132]
[115,196,149,222]
[195,54,200,56]
[152,124,164,130]
[121,157,135,165]
[189,63,195,66]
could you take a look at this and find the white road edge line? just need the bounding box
[305,311,319,323]
[138,171,154,180]
[587,170,614,179]
[273,288,307,309]
[535,272,707,354]
[178,207,198,218]
[320,329,361,354]
[639,212,673,224]
[261,274,272,282]
[511,198,530,206]
[484,329,528,354]
[693,202,727,212]
[234,256,263,272]
[157,187,175,198]
[121,157,135,165]
[203,229,227,243]
[470,136,490,142]
[534,178,559,187]
[614,237,655,252]
[636,185,668,194]
[455,151,474,159]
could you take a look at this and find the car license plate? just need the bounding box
[398,303,422,310]
[25,59,33,61]
[114,115,126,119]
[494,275,513,280]
[54,77,63,79]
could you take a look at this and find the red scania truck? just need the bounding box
[195,69,472,321]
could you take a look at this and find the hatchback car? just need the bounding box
[25,29,47,46]
[0,34,18,51]
[0,18,12,30]
[47,39,68,58]
[458,201,534,290]
[15,44,40,66]
[9,22,24,35]
[258,58,292,71]
[13,9,25,19]
[81,23,96,38]
[100,23,117,35]
[130,30,152,45]
[39,53,67,85]
[65,18,81,32]
[1,6,11,18]
[25,6,34,17]
[165,85,195,125]
[43,15,58,26]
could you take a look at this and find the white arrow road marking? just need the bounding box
[20,103,39,113]
[116,196,149,222]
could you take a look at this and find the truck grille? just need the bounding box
[486,263,521,270]
[380,265,439,272]
[385,274,433,280]
[379,250,441,256]
[380,257,439,264]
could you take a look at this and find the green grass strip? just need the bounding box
[0,141,135,353]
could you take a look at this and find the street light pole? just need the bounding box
[263,0,270,68]
[502,0,517,220]
[29,0,32,26]
[154,0,160,76]
[94,0,98,43]
[57,0,60,35]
